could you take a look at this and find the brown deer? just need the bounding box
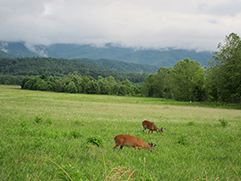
[113,134,156,151]
[142,120,165,134]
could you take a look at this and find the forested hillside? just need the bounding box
[75,58,158,73]
[0,41,213,67]
[0,57,147,83]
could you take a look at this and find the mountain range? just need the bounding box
[0,41,213,69]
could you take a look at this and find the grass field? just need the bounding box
[0,85,241,181]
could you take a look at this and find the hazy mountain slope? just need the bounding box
[0,50,14,58]
[0,41,39,57]
[44,43,213,67]
[0,41,213,68]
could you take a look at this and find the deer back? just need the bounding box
[142,120,158,131]
[114,134,154,150]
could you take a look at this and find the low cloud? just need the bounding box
[24,43,48,57]
[0,0,240,51]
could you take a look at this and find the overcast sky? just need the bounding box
[0,0,240,51]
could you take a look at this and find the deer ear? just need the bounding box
[154,144,156,147]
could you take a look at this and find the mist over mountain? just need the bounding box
[0,41,213,68]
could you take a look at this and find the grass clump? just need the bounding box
[188,121,195,126]
[57,164,86,181]
[45,118,53,125]
[177,134,188,145]
[69,130,82,139]
[34,115,43,123]
[73,120,81,125]
[86,136,103,147]
[219,118,228,127]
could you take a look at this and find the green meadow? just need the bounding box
[0,85,241,181]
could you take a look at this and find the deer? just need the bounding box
[113,134,156,151]
[142,120,166,134]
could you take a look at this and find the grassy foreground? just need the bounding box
[0,85,241,181]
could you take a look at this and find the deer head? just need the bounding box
[159,127,166,133]
[148,142,157,149]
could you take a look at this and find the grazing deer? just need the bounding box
[113,134,156,151]
[142,120,165,134]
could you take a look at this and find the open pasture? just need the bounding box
[0,85,241,180]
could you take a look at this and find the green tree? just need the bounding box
[53,77,65,92]
[66,81,77,93]
[118,85,128,96]
[121,79,134,95]
[98,76,111,94]
[208,33,241,103]
[155,67,174,99]
[172,58,205,101]
[80,76,95,93]
[85,80,100,94]
[106,76,117,94]
[21,76,31,89]
[111,84,119,95]
[141,74,156,97]
[34,78,48,91]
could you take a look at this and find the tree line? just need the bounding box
[142,33,241,103]
[20,73,141,96]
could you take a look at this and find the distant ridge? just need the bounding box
[0,41,213,68]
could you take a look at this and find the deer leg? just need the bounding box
[113,144,121,149]
[148,129,151,134]
[143,127,146,132]
[120,145,124,150]
[113,145,119,149]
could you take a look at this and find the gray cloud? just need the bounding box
[0,0,240,51]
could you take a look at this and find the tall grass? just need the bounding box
[0,85,241,180]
